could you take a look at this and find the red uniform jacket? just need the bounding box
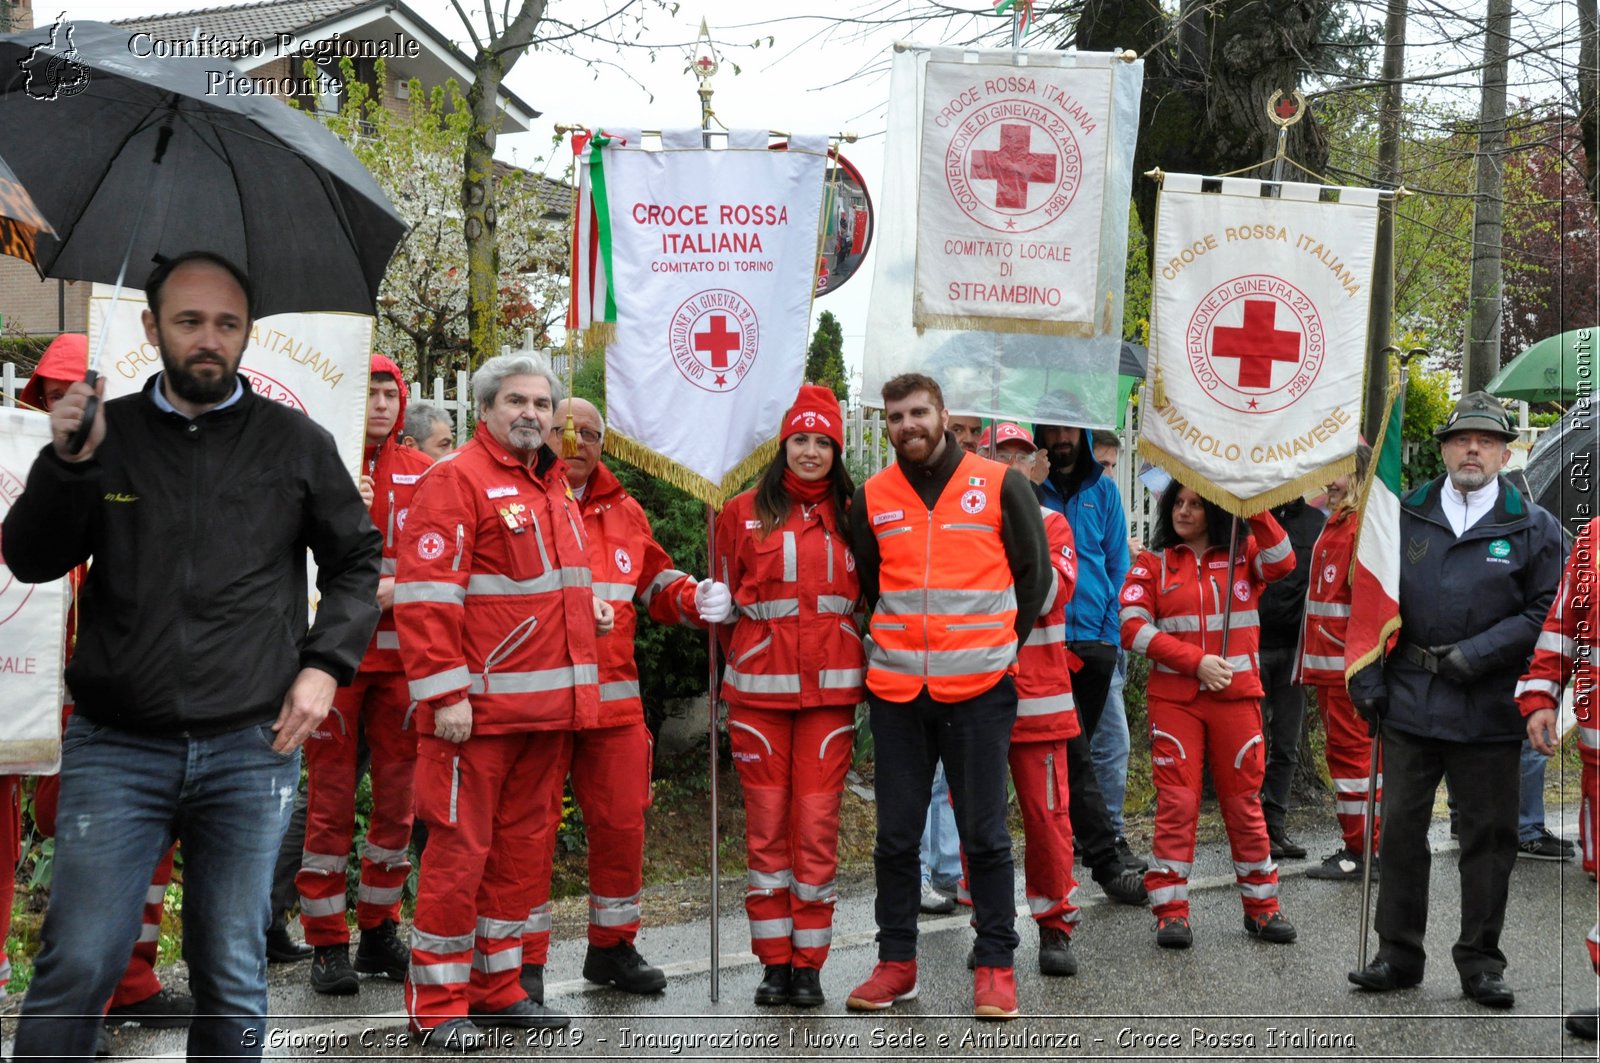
[1298,506,1356,687]
[363,354,435,674]
[1013,509,1081,743]
[1517,516,1597,738]
[1118,511,1295,701]
[395,426,600,736]
[715,488,864,711]
[579,461,703,728]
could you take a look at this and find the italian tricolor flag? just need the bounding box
[1345,378,1405,677]
[994,0,1034,26]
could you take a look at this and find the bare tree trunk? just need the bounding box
[1579,0,1598,212]
[1466,0,1512,390]
[1176,0,1207,78]
[1365,0,1408,442]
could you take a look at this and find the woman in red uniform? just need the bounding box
[1119,482,1298,948]
[1300,445,1379,881]
[715,385,865,1008]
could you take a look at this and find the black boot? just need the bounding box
[266,919,313,963]
[520,963,545,1005]
[583,942,667,994]
[310,944,360,995]
[754,963,791,1006]
[789,966,825,1007]
[354,919,410,981]
[1038,926,1078,976]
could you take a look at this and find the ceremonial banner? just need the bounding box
[1141,174,1380,512]
[864,47,1142,429]
[90,286,372,478]
[1345,375,1404,678]
[916,53,1115,335]
[579,129,828,503]
[0,408,67,774]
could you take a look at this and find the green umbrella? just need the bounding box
[1486,327,1600,403]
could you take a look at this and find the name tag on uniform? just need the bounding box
[1208,560,1229,569]
[392,473,421,485]
[873,509,904,526]
[486,485,518,499]
[745,519,762,529]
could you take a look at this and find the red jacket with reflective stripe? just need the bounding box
[1118,511,1294,701]
[580,461,702,728]
[394,425,600,735]
[714,487,864,711]
[1013,508,1081,742]
[1517,518,1596,744]
[362,355,434,674]
[1298,507,1356,687]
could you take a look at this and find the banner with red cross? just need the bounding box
[1140,173,1381,513]
[913,54,1119,336]
[576,129,828,504]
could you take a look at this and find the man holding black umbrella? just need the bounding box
[1,251,381,1060]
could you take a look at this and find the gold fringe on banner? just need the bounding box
[1136,436,1356,517]
[0,739,61,769]
[602,430,781,508]
[582,322,616,349]
[910,310,1099,338]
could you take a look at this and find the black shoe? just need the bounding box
[469,995,571,1029]
[583,942,667,994]
[1038,926,1077,977]
[1114,835,1149,873]
[1567,1006,1598,1040]
[789,966,825,1008]
[354,919,410,981]
[1516,827,1575,861]
[1267,828,1306,860]
[96,1023,114,1056]
[1243,910,1297,944]
[310,944,360,995]
[266,924,314,963]
[1347,959,1422,992]
[520,963,545,1005]
[417,1018,487,1053]
[104,986,195,1028]
[1095,867,1149,906]
[1461,970,1514,1009]
[1155,916,1192,949]
[754,963,791,1006]
[1306,848,1377,882]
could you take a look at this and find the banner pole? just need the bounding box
[1219,516,1240,657]
[706,502,721,1003]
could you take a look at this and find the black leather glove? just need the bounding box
[1428,643,1475,685]
[1351,695,1387,738]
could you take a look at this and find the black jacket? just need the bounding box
[1258,498,1326,650]
[1349,474,1565,743]
[1,378,381,737]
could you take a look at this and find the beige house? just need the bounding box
[0,0,542,337]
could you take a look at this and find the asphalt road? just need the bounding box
[30,809,1600,1061]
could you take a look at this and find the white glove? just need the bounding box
[695,578,734,624]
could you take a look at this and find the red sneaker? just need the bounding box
[845,960,918,1011]
[973,965,1020,1020]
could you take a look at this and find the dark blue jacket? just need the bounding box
[1037,428,1129,644]
[1350,474,1565,743]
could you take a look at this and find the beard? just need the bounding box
[1449,466,1492,492]
[506,417,545,451]
[1048,441,1076,471]
[160,344,239,406]
[892,426,937,462]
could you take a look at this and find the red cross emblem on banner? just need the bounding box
[668,289,760,393]
[969,123,1058,210]
[1184,275,1326,415]
[1211,299,1302,388]
[692,314,741,371]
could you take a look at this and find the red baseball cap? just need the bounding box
[978,421,1034,451]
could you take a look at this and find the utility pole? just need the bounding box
[1465,0,1513,390]
[1365,0,1408,441]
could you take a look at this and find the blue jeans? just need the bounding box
[14,715,299,1060]
[1518,738,1547,843]
[919,761,961,893]
[1090,651,1131,835]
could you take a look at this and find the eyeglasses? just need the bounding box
[574,428,602,445]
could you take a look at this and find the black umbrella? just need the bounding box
[1523,403,1599,536]
[0,18,406,318]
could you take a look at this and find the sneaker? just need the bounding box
[468,996,571,1030]
[354,919,410,981]
[1306,848,1379,882]
[789,966,825,1008]
[310,944,360,995]
[754,963,791,1006]
[1244,910,1297,944]
[1267,828,1306,860]
[973,965,1020,1020]
[105,986,195,1028]
[919,885,956,915]
[1155,916,1192,949]
[1115,835,1149,873]
[414,1017,487,1053]
[1037,926,1077,977]
[845,959,918,1011]
[582,942,667,994]
[520,963,545,1005]
[1517,827,1574,861]
[1096,867,1149,906]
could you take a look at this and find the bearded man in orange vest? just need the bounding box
[845,373,1051,1020]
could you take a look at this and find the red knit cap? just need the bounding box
[780,384,845,450]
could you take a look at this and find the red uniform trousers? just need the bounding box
[519,723,652,964]
[1581,729,1599,973]
[405,731,567,1026]
[1315,684,1382,855]
[297,671,417,946]
[956,739,1080,933]
[728,704,855,971]
[1145,695,1280,922]
[0,775,18,993]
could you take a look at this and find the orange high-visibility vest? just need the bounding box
[863,451,1018,703]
